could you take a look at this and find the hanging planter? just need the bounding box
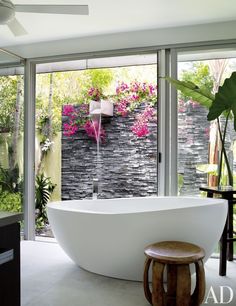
[89,99,113,117]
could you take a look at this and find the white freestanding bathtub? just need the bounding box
[47,196,227,281]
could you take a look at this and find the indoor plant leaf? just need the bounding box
[165,77,214,108]
[207,71,236,130]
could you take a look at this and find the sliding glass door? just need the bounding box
[35,53,158,238]
[177,48,236,195]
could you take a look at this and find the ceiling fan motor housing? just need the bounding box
[0,0,15,25]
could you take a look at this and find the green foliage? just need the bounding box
[180,62,214,93]
[36,110,58,143]
[165,77,214,109]
[0,76,23,132]
[208,72,236,130]
[178,174,184,194]
[85,69,114,92]
[36,69,114,133]
[0,164,22,193]
[35,173,56,229]
[0,76,17,131]
[0,191,22,212]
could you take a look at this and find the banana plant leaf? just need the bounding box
[207,71,236,130]
[165,77,215,109]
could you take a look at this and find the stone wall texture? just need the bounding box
[62,102,236,199]
[61,105,158,200]
[178,102,209,195]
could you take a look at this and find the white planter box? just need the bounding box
[89,100,113,117]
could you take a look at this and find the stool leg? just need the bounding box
[143,258,152,305]
[176,264,191,306]
[152,261,165,306]
[191,260,205,306]
[166,264,177,306]
[219,220,227,276]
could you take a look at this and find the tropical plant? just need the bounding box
[166,71,236,187]
[0,164,22,193]
[35,173,56,229]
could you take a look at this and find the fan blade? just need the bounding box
[15,5,89,15]
[7,17,28,36]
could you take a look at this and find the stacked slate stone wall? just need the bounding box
[62,105,157,200]
[178,102,210,195]
[62,102,236,199]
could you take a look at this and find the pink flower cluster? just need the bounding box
[63,122,78,137]
[63,104,88,137]
[63,80,157,141]
[115,81,157,119]
[62,105,76,117]
[116,98,130,117]
[88,87,102,101]
[116,82,129,95]
[131,107,155,137]
[131,121,149,137]
[62,104,106,142]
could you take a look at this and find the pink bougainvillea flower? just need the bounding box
[88,87,101,101]
[190,100,200,108]
[116,98,130,117]
[131,106,155,137]
[79,103,89,115]
[62,105,76,117]
[131,120,149,137]
[130,81,141,93]
[143,106,155,120]
[63,122,78,137]
[148,84,156,96]
[131,94,139,101]
[116,82,129,95]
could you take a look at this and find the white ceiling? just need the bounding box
[1,0,236,49]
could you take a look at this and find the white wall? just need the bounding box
[5,20,236,59]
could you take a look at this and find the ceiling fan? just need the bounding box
[0,0,89,37]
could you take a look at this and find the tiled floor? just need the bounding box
[21,241,236,306]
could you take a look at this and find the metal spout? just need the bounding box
[92,178,98,200]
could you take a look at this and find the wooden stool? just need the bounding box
[143,241,205,306]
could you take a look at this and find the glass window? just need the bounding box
[0,66,24,216]
[35,54,158,237]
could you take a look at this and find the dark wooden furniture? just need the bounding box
[0,212,23,306]
[143,241,205,306]
[199,186,236,276]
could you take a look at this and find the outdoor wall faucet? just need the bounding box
[92,178,99,200]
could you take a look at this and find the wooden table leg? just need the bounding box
[227,200,234,261]
[219,220,228,276]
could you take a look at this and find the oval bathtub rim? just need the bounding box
[46,196,228,215]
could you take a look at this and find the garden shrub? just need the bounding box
[0,191,22,212]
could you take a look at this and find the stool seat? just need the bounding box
[144,241,205,264]
[143,241,206,306]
